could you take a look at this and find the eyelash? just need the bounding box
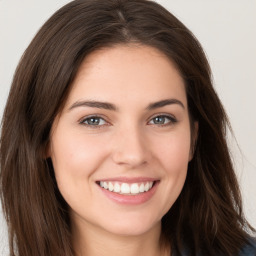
[79,114,177,128]
[79,115,109,128]
[148,114,177,126]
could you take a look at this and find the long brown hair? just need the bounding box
[0,0,254,255]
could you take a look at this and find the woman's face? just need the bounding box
[49,44,194,237]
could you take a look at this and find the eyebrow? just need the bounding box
[146,99,185,110]
[68,98,185,111]
[69,100,117,111]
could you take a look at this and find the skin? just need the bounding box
[49,44,196,256]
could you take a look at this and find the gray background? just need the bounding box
[1,0,255,254]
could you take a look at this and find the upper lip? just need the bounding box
[96,177,159,183]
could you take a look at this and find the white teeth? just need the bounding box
[130,183,139,194]
[108,182,114,191]
[103,182,108,189]
[121,183,130,194]
[144,182,150,191]
[114,183,120,193]
[99,181,154,195]
[139,183,144,192]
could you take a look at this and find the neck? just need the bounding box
[72,215,169,256]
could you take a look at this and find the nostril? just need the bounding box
[112,152,148,167]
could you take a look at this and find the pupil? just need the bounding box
[89,118,99,125]
[154,116,164,124]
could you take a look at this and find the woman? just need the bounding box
[0,0,255,255]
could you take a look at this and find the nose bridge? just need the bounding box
[111,123,149,167]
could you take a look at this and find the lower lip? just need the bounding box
[98,182,159,205]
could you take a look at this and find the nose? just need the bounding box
[111,126,150,168]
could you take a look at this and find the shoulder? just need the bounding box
[179,238,256,256]
[239,238,256,256]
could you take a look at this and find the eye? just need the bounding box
[148,115,177,126]
[80,116,107,126]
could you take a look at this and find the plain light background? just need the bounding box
[0,0,255,254]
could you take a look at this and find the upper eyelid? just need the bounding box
[79,114,109,124]
[147,113,177,122]
[78,113,177,125]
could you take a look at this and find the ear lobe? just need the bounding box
[189,121,198,161]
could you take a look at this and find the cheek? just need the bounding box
[50,130,109,183]
[49,130,112,210]
[154,129,191,171]
[152,126,191,194]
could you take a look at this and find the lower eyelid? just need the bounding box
[149,115,177,124]
[78,114,177,127]
[79,116,107,125]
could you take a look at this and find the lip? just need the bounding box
[96,179,160,205]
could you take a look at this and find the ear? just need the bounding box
[43,141,52,159]
[43,116,58,159]
[189,121,198,161]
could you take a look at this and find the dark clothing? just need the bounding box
[239,238,256,256]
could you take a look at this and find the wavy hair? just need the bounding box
[0,0,254,255]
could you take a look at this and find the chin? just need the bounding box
[99,214,161,237]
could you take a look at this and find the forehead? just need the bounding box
[65,44,187,109]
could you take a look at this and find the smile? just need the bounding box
[98,181,154,195]
[96,178,159,205]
